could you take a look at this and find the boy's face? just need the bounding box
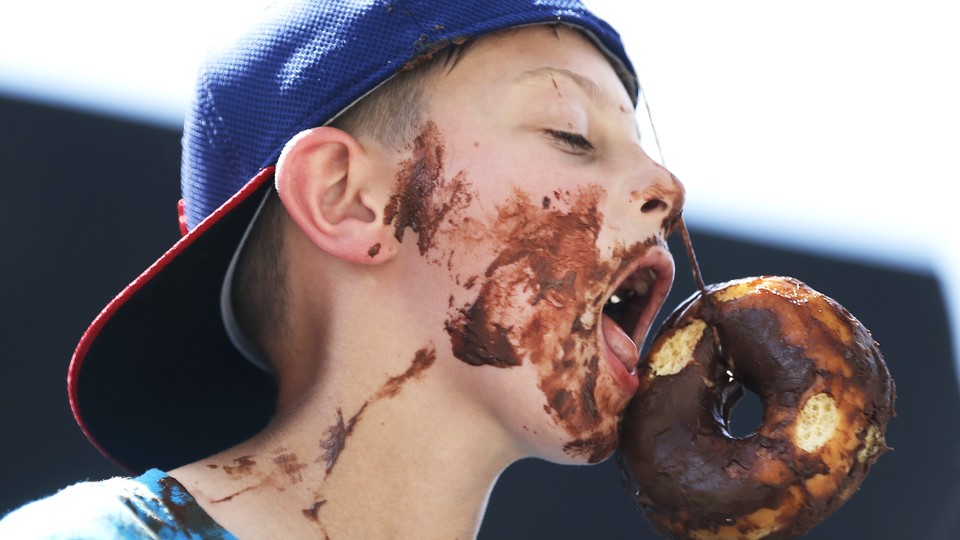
[391,25,683,464]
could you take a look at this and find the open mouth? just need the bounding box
[599,246,674,377]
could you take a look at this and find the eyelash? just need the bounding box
[547,130,596,153]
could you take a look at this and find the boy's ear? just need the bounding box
[274,127,397,264]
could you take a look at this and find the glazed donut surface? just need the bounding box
[619,276,895,540]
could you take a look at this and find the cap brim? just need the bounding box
[68,167,278,473]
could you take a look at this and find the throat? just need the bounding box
[170,375,511,540]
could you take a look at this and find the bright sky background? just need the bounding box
[2,1,958,378]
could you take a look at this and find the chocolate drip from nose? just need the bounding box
[678,215,707,296]
[677,215,725,362]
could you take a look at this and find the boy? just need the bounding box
[1,0,684,537]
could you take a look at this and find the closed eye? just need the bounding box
[547,129,596,154]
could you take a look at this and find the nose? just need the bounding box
[634,160,685,229]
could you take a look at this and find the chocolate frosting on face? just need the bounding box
[619,276,895,540]
[384,119,670,463]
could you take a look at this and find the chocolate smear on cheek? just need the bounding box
[383,121,472,259]
[447,189,605,369]
[446,187,649,460]
[446,296,518,368]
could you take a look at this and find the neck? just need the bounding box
[172,228,529,538]
[171,344,518,540]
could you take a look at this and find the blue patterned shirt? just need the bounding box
[0,469,236,539]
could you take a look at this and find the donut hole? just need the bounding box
[724,378,765,438]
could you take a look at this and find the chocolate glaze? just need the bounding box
[619,276,895,540]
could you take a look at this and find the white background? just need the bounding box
[2,0,958,378]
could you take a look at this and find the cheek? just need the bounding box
[405,118,643,461]
[443,185,630,462]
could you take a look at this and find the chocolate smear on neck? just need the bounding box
[222,455,257,476]
[319,408,348,473]
[376,347,437,399]
[273,451,308,483]
[302,499,327,522]
[317,348,437,474]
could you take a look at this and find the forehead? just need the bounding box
[430,25,635,112]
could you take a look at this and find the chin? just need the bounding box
[525,416,621,466]
[564,421,621,464]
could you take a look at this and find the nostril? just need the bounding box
[641,199,667,213]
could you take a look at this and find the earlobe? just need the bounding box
[274,127,397,265]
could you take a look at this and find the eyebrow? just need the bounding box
[517,67,620,111]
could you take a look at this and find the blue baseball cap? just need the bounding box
[69,0,640,473]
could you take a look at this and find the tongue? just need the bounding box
[601,314,639,373]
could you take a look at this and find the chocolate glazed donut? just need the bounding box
[618,276,895,540]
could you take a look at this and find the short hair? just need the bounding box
[230,43,472,366]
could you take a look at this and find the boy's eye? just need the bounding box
[547,130,596,154]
